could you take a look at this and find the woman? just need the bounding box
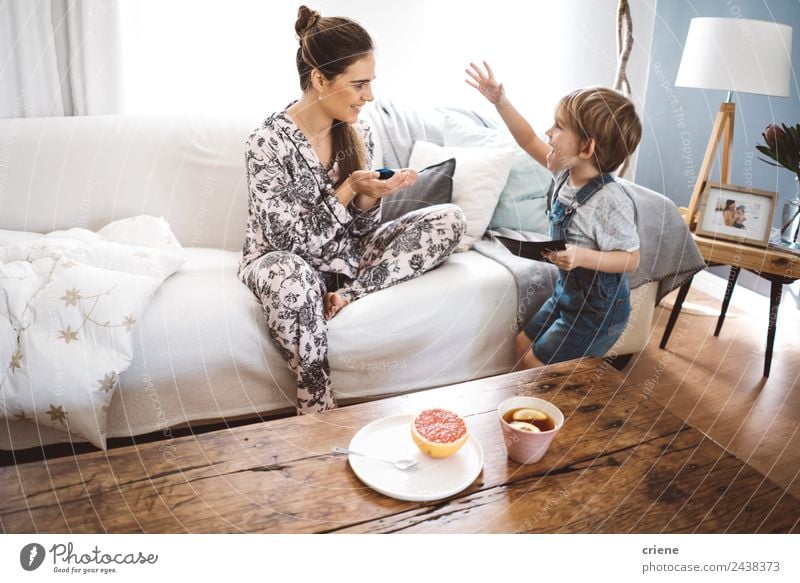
[239,6,466,413]
[722,199,736,226]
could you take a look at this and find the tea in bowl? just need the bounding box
[498,396,564,464]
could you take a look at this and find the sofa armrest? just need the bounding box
[606,281,658,357]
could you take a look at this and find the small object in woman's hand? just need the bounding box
[376,167,395,180]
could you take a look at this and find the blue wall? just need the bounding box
[636,0,800,228]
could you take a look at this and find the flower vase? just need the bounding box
[780,176,800,249]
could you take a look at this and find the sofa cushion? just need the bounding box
[0,115,258,251]
[409,141,514,251]
[444,115,553,234]
[380,158,456,223]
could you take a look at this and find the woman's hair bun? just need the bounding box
[295,5,321,39]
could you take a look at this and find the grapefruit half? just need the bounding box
[411,409,468,458]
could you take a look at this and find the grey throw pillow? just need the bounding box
[380,158,456,223]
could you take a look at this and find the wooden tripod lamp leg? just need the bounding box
[720,104,735,184]
[685,102,736,230]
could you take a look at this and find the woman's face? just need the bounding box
[319,52,376,123]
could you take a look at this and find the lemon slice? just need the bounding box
[511,408,548,422]
[508,421,541,433]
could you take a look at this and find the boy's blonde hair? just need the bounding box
[556,87,642,173]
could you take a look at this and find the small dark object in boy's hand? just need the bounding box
[495,236,567,262]
[376,167,395,180]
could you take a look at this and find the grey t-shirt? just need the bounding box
[556,174,639,252]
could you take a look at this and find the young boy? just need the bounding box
[732,205,747,229]
[466,61,642,369]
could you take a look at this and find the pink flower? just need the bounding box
[762,124,783,149]
[756,123,800,181]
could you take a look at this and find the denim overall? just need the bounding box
[523,173,632,363]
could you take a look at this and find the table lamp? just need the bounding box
[675,17,792,228]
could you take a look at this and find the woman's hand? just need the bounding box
[349,168,418,199]
[465,61,505,105]
[546,245,584,271]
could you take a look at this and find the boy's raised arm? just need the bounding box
[465,61,551,168]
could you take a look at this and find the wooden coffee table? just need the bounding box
[1,358,798,533]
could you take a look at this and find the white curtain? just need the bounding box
[0,0,123,118]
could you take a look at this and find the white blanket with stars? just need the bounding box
[0,216,186,449]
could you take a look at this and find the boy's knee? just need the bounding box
[515,331,533,360]
[513,331,545,371]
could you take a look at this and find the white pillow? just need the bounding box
[96,215,182,251]
[444,115,553,234]
[409,140,514,251]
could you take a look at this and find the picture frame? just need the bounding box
[695,182,777,247]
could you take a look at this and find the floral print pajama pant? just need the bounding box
[241,204,466,413]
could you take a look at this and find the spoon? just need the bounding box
[331,446,419,471]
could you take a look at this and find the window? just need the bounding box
[120,0,632,128]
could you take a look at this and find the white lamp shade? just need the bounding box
[676,17,792,97]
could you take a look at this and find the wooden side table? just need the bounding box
[660,234,799,377]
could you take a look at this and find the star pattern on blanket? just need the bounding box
[46,404,67,426]
[60,288,83,307]
[123,315,137,332]
[9,350,22,373]
[97,372,117,394]
[58,326,79,344]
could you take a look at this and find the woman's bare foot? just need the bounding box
[324,292,350,320]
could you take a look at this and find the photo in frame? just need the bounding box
[695,182,777,247]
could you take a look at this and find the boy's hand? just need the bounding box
[546,245,584,271]
[465,61,505,105]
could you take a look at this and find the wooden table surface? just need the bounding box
[692,233,799,277]
[1,358,798,533]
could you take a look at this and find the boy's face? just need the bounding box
[544,109,586,172]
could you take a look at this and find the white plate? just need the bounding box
[347,414,484,502]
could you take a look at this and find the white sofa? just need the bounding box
[0,109,657,452]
